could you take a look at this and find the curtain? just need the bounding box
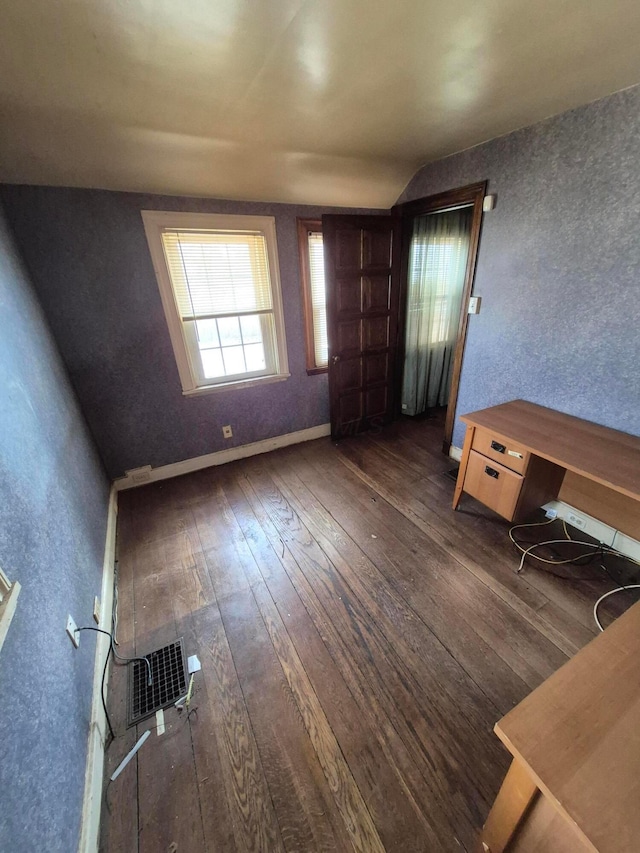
[401,206,473,415]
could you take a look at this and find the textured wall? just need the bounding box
[398,84,640,448]
[0,187,384,478]
[0,205,109,851]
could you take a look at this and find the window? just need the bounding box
[411,240,458,344]
[297,219,328,373]
[142,211,289,394]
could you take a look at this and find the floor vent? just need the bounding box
[128,638,188,726]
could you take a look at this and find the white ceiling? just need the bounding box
[2,0,640,208]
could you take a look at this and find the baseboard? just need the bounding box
[449,445,462,463]
[78,484,118,853]
[542,499,640,564]
[115,423,332,490]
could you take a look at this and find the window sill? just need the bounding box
[306,366,328,376]
[182,373,291,397]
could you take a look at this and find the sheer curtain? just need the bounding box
[401,206,473,415]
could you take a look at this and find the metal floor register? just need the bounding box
[127,638,188,726]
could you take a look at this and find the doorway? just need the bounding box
[394,182,486,453]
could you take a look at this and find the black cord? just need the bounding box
[77,625,153,744]
[101,642,115,741]
[78,626,153,685]
[77,627,116,740]
[78,626,197,746]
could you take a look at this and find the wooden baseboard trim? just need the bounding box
[115,423,332,490]
[78,484,118,853]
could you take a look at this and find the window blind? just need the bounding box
[161,229,273,320]
[307,231,328,367]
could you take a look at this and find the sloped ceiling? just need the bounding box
[2,0,640,207]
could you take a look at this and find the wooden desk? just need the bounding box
[452,400,640,539]
[478,599,640,852]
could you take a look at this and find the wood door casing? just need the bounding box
[322,215,402,439]
[392,181,487,454]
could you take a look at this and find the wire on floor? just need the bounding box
[112,562,120,647]
[593,585,640,632]
[508,518,604,574]
[78,626,153,685]
[77,625,155,744]
[508,518,640,632]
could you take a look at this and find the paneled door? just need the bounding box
[322,215,402,439]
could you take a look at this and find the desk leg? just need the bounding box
[477,758,538,853]
[453,426,475,511]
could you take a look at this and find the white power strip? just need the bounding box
[542,500,640,564]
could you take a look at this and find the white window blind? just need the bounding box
[307,231,328,368]
[161,230,273,319]
[142,212,289,395]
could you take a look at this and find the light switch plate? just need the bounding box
[468,296,482,314]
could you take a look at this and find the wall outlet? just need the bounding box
[125,465,152,484]
[66,614,80,648]
[93,596,101,624]
[565,512,587,530]
[222,425,233,439]
[543,500,640,560]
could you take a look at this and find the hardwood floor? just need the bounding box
[100,416,637,853]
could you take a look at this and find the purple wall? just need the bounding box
[0,203,109,850]
[0,187,384,478]
[397,84,640,448]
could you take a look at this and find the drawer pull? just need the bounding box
[485,466,499,479]
[490,440,506,453]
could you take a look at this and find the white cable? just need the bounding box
[112,581,120,646]
[111,562,120,646]
[512,538,603,573]
[593,585,640,632]
[509,519,640,573]
[509,519,640,631]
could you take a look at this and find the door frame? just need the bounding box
[392,181,487,454]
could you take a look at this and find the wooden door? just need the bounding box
[322,215,402,439]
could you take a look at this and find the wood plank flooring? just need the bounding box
[100,415,638,853]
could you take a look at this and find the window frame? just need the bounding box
[296,218,328,375]
[142,210,290,395]
[0,567,20,655]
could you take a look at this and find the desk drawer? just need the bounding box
[465,450,523,519]
[472,428,529,474]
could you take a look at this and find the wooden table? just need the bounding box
[452,400,640,539]
[478,600,640,852]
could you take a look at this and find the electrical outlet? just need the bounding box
[93,596,101,624]
[66,614,80,648]
[222,425,233,439]
[566,512,587,530]
[125,465,152,484]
